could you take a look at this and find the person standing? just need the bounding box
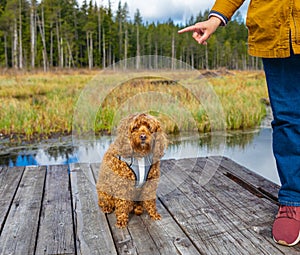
[179,0,300,247]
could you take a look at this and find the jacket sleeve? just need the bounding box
[210,0,246,25]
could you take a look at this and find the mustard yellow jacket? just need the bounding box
[211,0,300,58]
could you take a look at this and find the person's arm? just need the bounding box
[178,0,246,45]
[211,0,246,23]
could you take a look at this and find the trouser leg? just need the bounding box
[263,53,300,205]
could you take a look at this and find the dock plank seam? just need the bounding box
[68,165,79,255]
[210,156,280,198]
[33,165,48,255]
[257,187,279,203]
[224,172,279,205]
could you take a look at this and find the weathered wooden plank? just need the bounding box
[107,216,137,255]
[70,163,117,255]
[187,158,278,226]
[0,166,25,231]
[90,162,100,178]
[108,204,193,255]
[159,158,300,254]
[140,201,202,255]
[108,213,156,255]
[162,157,276,225]
[35,165,75,255]
[108,206,201,255]
[0,166,46,255]
[205,157,300,254]
[0,157,296,255]
[197,158,300,254]
[160,183,278,254]
[124,215,161,255]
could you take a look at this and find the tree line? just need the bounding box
[0,0,262,71]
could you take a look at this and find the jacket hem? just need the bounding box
[248,48,291,58]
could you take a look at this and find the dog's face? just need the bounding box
[115,113,167,159]
[129,114,159,155]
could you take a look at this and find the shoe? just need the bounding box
[272,205,300,246]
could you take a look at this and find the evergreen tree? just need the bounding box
[0,0,262,70]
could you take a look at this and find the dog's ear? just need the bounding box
[117,114,136,135]
[114,114,137,155]
[152,122,168,161]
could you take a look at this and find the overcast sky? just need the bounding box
[79,0,250,24]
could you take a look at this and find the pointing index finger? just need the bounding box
[178,25,196,34]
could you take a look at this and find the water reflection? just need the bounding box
[0,128,279,185]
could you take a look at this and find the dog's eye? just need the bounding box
[132,126,138,131]
[148,125,155,133]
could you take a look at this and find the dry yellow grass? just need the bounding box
[0,69,268,141]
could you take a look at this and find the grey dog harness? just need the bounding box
[117,154,153,188]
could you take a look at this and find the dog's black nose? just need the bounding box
[140,134,147,141]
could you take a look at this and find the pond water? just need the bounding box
[0,127,280,185]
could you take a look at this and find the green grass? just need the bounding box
[0,70,268,141]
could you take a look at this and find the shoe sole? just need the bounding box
[273,231,300,247]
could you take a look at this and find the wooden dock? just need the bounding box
[0,156,299,255]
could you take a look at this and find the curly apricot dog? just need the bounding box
[96,113,167,228]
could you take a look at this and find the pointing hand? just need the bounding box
[178,17,222,45]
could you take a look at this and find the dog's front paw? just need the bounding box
[98,203,114,214]
[134,204,144,216]
[150,212,162,221]
[102,206,114,214]
[116,214,129,228]
[116,220,128,228]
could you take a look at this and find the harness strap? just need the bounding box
[117,154,153,188]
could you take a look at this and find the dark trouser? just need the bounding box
[263,52,300,206]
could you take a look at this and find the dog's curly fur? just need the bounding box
[96,113,167,228]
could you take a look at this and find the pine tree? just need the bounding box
[0,0,261,70]
[134,8,142,69]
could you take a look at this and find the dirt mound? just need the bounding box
[199,68,234,78]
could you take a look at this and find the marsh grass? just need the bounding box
[0,70,268,141]
[0,71,96,140]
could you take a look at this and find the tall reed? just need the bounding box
[0,70,268,141]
